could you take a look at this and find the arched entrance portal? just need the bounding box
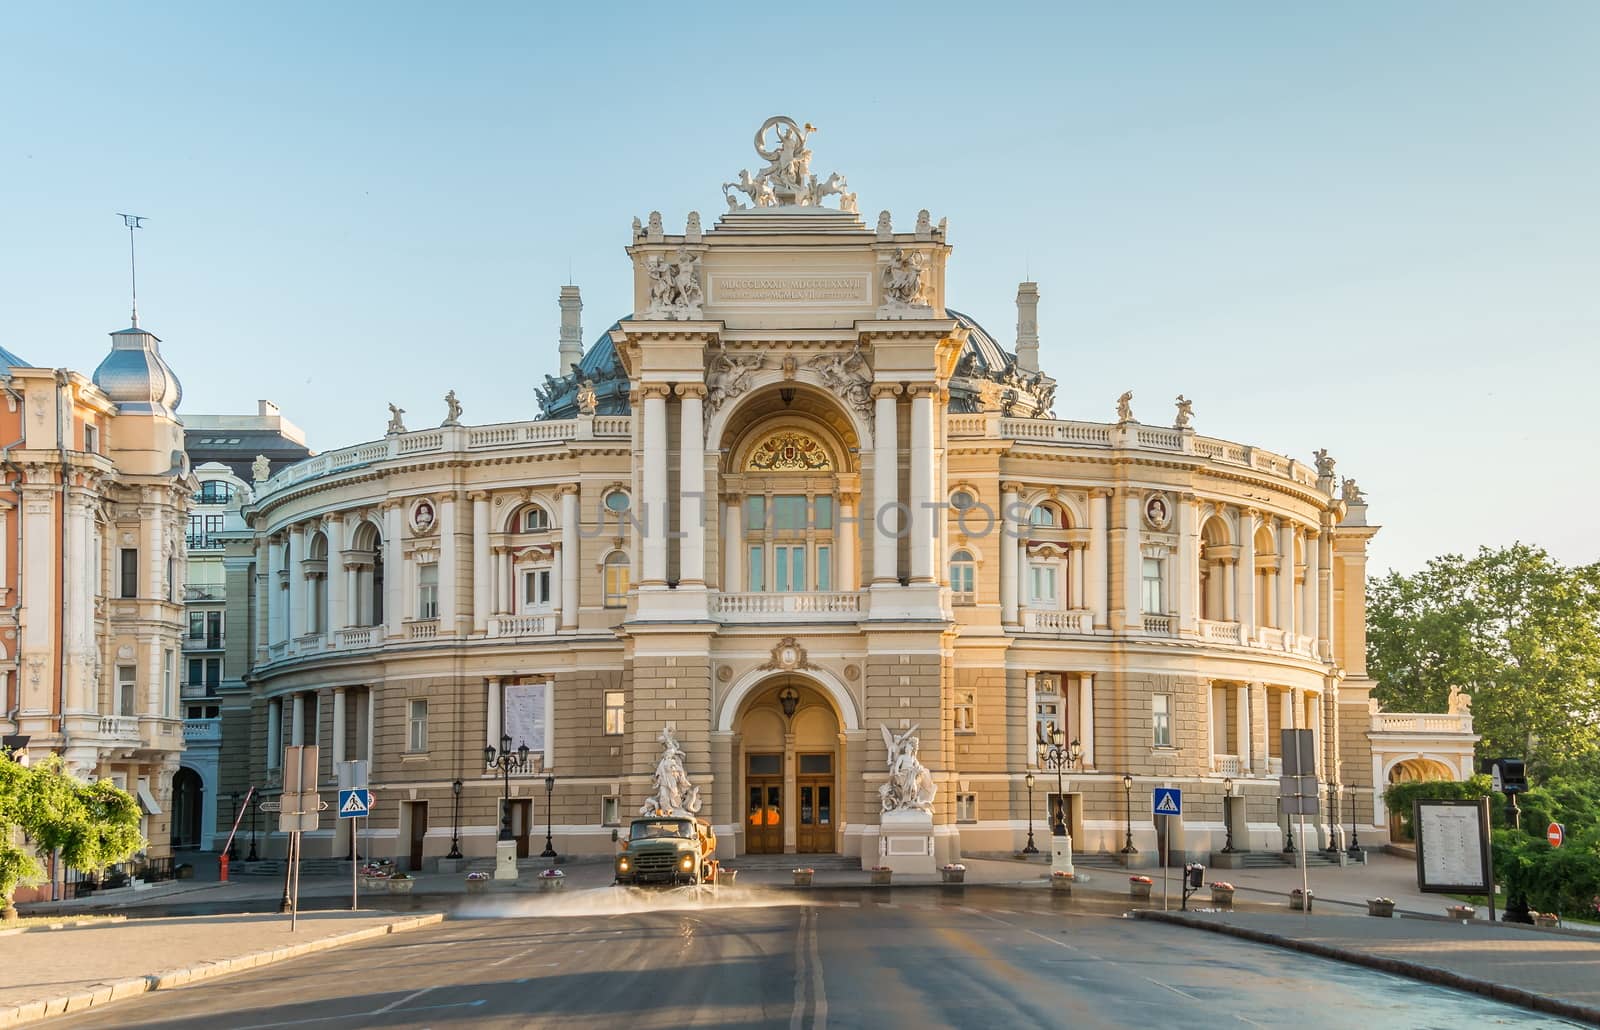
[1384,757,1458,842]
[734,676,842,855]
[170,767,204,850]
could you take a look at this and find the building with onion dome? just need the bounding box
[232,119,1476,870]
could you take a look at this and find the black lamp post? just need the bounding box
[1042,730,1079,837]
[246,795,258,862]
[1023,773,1038,854]
[1120,773,1138,854]
[1346,787,1361,855]
[1220,777,1236,853]
[1323,781,1340,853]
[448,779,463,859]
[484,734,530,843]
[541,774,557,859]
[228,793,240,859]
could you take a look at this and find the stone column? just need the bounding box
[837,492,858,592]
[1281,687,1297,731]
[255,538,271,660]
[439,494,458,630]
[1176,493,1197,633]
[678,384,706,586]
[287,525,305,640]
[383,504,403,639]
[1024,672,1038,768]
[291,692,305,747]
[332,687,347,765]
[266,698,282,771]
[1016,535,1029,615]
[999,482,1019,625]
[1222,558,1236,622]
[1079,674,1095,768]
[363,688,375,763]
[485,677,502,750]
[1309,693,1324,778]
[560,487,579,628]
[722,495,742,593]
[1071,542,1087,613]
[1304,528,1321,646]
[1278,521,1296,635]
[325,516,346,637]
[1236,510,1256,639]
[1249,682,1268,770]
[1235,684,1251,770]
[1087,489,1109,628]
[871,385,901,585]
[909,386,935,583]
[471,491,490,634]
[1122,490,1143,629]
[640,384,671,586]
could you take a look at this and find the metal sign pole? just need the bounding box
[1162,815,1169,911]
[351,822,358,912]
[289,831,299,932]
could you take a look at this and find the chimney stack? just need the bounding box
[558,285,584,374]
[1015,281,1040,372]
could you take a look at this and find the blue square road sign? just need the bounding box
[1152,786,1182,817]
[337,788,373,819]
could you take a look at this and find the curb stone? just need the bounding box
[1134,910,1600,1026]
[0,912,444,1028]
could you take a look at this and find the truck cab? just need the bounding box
[615,815,717,886]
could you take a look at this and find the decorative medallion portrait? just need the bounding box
[1143,493,1171,530]
[410,499,436,534]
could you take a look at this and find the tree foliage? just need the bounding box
[0,752,145,911]
[1367,543,1600,775]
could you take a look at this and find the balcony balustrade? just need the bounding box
[336,626,376,649]
[182,718,222,744]
[711,591,863,622]
[1198,619,1242,644]
[1141,613,1175,635]
[1020,608,1094,635]
[97,715,140,744]
[486,614,554,638]
[1212,753,1245,776]
[1370,712,1475,735]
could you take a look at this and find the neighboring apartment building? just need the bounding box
[1,318,191,900]
[174,402,311,852]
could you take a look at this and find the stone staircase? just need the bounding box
[233,858,354,877]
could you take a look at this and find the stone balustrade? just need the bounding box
[1021,608,1095,635]
[487,614,554,638]
[1198,619,1242,644]
[1371,712,1475,735]
[98,715,140,743]
[183,718,222,743]
[407,619,439,641]
[1213,753,1245,776]
[711,591,863,621]
[1142,613,1175,635]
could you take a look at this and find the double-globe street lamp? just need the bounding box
[484,735,530,843]
[1041,729,1080,837]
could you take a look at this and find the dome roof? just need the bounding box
[93,326,182,418]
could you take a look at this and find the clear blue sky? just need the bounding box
[4,3,1597,575]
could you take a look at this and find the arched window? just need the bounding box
[949,550,976,605]
[520,506,550,532]
[603,552,630,607]
[1029,505,1059,528]
[196,480,234,505]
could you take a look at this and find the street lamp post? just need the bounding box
[483,734,530,844]
[541,774,557,859]
[1346,787,1361,855]
[448,779,463,860]
[1042,730,1080,837]
[228,793,240,859]
[246,796,258,862]
[1323,781,1340,853]
[1121,774,1138,854]
[1220,777,1236,853]
[1023,773,1038,854]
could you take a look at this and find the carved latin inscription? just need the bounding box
[711,274,868,304]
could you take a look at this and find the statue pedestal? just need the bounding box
[875,810,936,876]
[1050,834,1075,876]
[494,840,518,881]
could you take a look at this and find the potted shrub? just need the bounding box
[360,864,389,889]
[1050,870,1074,894]
[1367,897,1396,918]
[465,871,491,895]
[1210,881,1235,908]
[1532,911,1560,928]
[538,868,566,891]
[1290,887,1313,911]
[793,867,815,887]
[869,866,892,886]
[941,863,966,884]
[1129,875,1153,900]
[387,872,414,894]
[1446,903,1476,920]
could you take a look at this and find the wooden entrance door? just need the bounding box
[746,779,783,853]
[796,753,835,853]
[510,800,533,859]
[407,802,428,870]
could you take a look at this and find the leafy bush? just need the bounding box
[1382,776,1491,840]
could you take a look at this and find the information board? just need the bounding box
[503,682,547,756]
[1414,797,1492,894]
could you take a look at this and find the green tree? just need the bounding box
[0,752,145,915]
[1367,543,1600,776]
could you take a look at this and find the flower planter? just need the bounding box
[1367,900,1396,918]
[941,867,966,884]
[1290,892,1313,911]
[793,869,814,887]
[1446,905,1476,921]
[869,869,892,886]
[1533,913,1560,928]
[1210,888,1235,909]
[387,878,414,895]
[465,879,490,895]
[1129,878,1153,900]
[1050,874,1073,895]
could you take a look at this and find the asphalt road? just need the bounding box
[53,886,1579,1029]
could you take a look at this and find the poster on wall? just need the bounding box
[1414,797,1492,894]
[503,682,546,757]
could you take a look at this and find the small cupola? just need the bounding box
[92,325,183,418]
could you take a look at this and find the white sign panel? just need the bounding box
[503,682,547,755]
[1415,799,1490,893]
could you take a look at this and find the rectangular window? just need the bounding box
[189,612,205,639]
[407,699,428,752]
[187,658,202,687]
[745,496,766,532]
[954,692,976,733]
[417,563,439,619]
[163,650,175,717]
[206,611,222,647]
[1029,563,1057,606]
[522,569,551,610]
[83,423,98,454]
[117,665,138,717]
[816,545,831,592]
[1153,693,1172,748]
[773,495,806,531]
[604,557,630,607]
[747,545,765,592]
[812,495,833,530]
[120,549,138,598]
[798,753,832,774]
[789,547,806,591]
[956,793,977,823]
[601,796,621,826]
[603,690,625,736]
[205,658,221,690]
[1142,557,1164,613]
[747,753,782,776]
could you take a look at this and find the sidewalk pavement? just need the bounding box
[0,911,443,1028]
[1135,908,1600,1026]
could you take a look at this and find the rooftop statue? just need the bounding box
[1314,448,1336,478]
[251,454,271,485]
[575,378,598,416]
[442,389,462,427]
[723,117,853,210]
[1174,395,1194,429]
[1116,390,1135,424]
[386,403,407,436]
[1342,477,1365,504]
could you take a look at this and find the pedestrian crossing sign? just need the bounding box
[1152,787,1182,816]
[338,788,373,818]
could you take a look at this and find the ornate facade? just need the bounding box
[234,119,1472,867]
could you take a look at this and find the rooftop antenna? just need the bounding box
[117,213,147,327]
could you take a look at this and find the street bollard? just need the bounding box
[219,852,230,883]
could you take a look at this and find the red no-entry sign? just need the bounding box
[1548,823,1565,848]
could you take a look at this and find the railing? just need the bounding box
[1371,712,1475,735]
[294,633,325,655]
[337,625,376,649]
[1135,426,1183,450]
[1142,613,1175,635]
[1256,627,1287,650]
[593,416,632,436]
[999,418,1113,446]
[183,718,222,743]
[1198,619,1242,644]
[407,619,439,641]
[1213,754,1245,776]
[98,715,140,741]
[487,614,553,637]
[1266,757,1283,776]
[946,414,991,437]
[267,641,288,662]
[711,591,864,620]
[1021,608,1094,634]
